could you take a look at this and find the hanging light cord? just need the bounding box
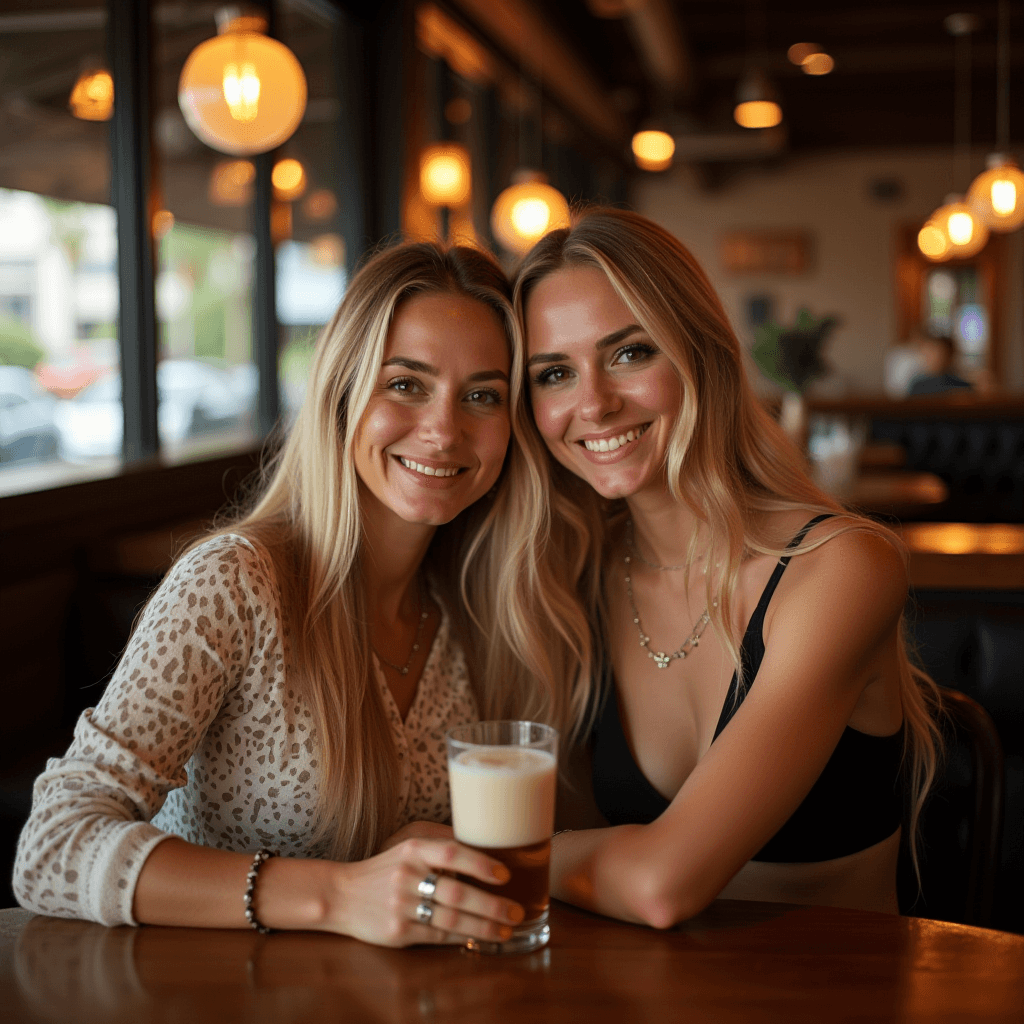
[954,21,972,191]
[996,0,1010,152]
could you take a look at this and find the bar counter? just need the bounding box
[3,900,1023,1023]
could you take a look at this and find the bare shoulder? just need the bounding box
[778,516,909,627]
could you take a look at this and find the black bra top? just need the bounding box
[591,514,904,864]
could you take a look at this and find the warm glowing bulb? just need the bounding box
[272,158,306,200]
[946,211,974,245]
[178,17,307,157]
[69,68,114,121]
[929,196,989,257]
[223,61,260,121]
[918,223,949,260]
[632,130,675,171]
[209,159,255,206]
[801,52,835,75]
[419,144,471,206]
[734,101,782,129]
[787,42,821,65]
[510,198,551,237]
[490,176,570,254]
[991,179,1017,217]
[967,158,1024,231]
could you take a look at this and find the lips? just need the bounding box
[397,456,464,478]
[578,423,650,453]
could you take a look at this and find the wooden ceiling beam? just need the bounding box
[449,0,629,148]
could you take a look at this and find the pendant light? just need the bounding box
[919,14,987,261]
[734,71,782,129]
[930,194,989,259]
[967,2,1024,232]
[69,65,114,121]
[490,75,570,256]
[420,143,472,206]
[178,7,307,157]
[632,129,675,172]
[491,171,570,256]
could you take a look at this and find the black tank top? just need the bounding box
[591,515,904,863]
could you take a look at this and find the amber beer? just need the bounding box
[446,722,558,953]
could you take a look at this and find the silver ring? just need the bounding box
[417,873,439,899]
[415,900,434,925]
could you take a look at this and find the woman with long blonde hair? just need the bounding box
[15,241,559,947]
[510,208,941,924]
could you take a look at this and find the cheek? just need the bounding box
[623,370,683,414]
[355,401,410,452]
[528,390,570,444]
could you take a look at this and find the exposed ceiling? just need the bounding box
[532,0,1024,153]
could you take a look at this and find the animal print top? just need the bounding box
[13,534,479,926]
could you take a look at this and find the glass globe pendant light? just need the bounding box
[420,143,472,206]
[491,171,570,256]
[632,130,675,172]
[733,70,782,129]
[966,1,1023,232]
[931,194,989,259]
[178,7,307,157]
[917,220,952,262]
[968,155,1024,232]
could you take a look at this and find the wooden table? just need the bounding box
[3,901,1023,1023]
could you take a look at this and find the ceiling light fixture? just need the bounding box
[801,52,835,76]
[632,129,675,171]
[178,7,307,157]
[272,158,306,201]
[787,42,820,65]
[734,71,782,129]
[419,143,472,207]
[69,66,113,121]
[967,1,1024,232]
[491,171,570,256]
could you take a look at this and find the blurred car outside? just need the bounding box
[55,358,257,462]
[0,365,60,465]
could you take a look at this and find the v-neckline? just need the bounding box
[374,597,445,729]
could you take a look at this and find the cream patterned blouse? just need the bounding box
[14,534,479,926]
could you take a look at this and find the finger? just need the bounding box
[426,904,515,944]
[432,875,524,926]
[407,838,511,887]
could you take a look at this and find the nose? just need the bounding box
[576,369,623,424]
[417,395,463,451]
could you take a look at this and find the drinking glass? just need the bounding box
[446,721,558,954]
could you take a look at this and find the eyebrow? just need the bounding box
[382,357,508,383]
[526,325,646,367]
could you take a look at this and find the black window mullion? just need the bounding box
[253,150,279,439]
[109,0,158,462]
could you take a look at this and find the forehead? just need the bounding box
[386,291,509,369]
[524,266,634,352]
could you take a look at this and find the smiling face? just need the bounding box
[353,291,511,528]
[524,265,683,502]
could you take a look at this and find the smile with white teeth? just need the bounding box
[399,456,462,477]
[581,424,650,453]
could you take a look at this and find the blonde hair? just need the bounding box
[512,207,941,866]
[189,241,578,862]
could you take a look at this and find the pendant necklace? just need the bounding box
[373,587,429,676]
[624,520,714,670]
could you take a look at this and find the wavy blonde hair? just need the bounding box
[192,241,578,862]
[511,207,942,866]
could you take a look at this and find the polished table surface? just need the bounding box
[3,901,1023,1023]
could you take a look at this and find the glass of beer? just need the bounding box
[446,720,558,954]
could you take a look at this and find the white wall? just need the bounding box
[632,147,1024,393]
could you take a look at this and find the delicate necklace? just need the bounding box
[626,519,686,571]
[373,588,429,676]
[624,546,713,670]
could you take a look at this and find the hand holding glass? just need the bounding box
[446,721,558,953]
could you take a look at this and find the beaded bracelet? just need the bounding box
[243,848,276,934]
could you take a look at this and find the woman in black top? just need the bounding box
[511,208,941,923]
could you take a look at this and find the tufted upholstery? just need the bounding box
[871,419,1024,522]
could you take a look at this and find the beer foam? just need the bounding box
[449,747,556,849]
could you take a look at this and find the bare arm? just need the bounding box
[550,531,909,927]
[132,835,523,946]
